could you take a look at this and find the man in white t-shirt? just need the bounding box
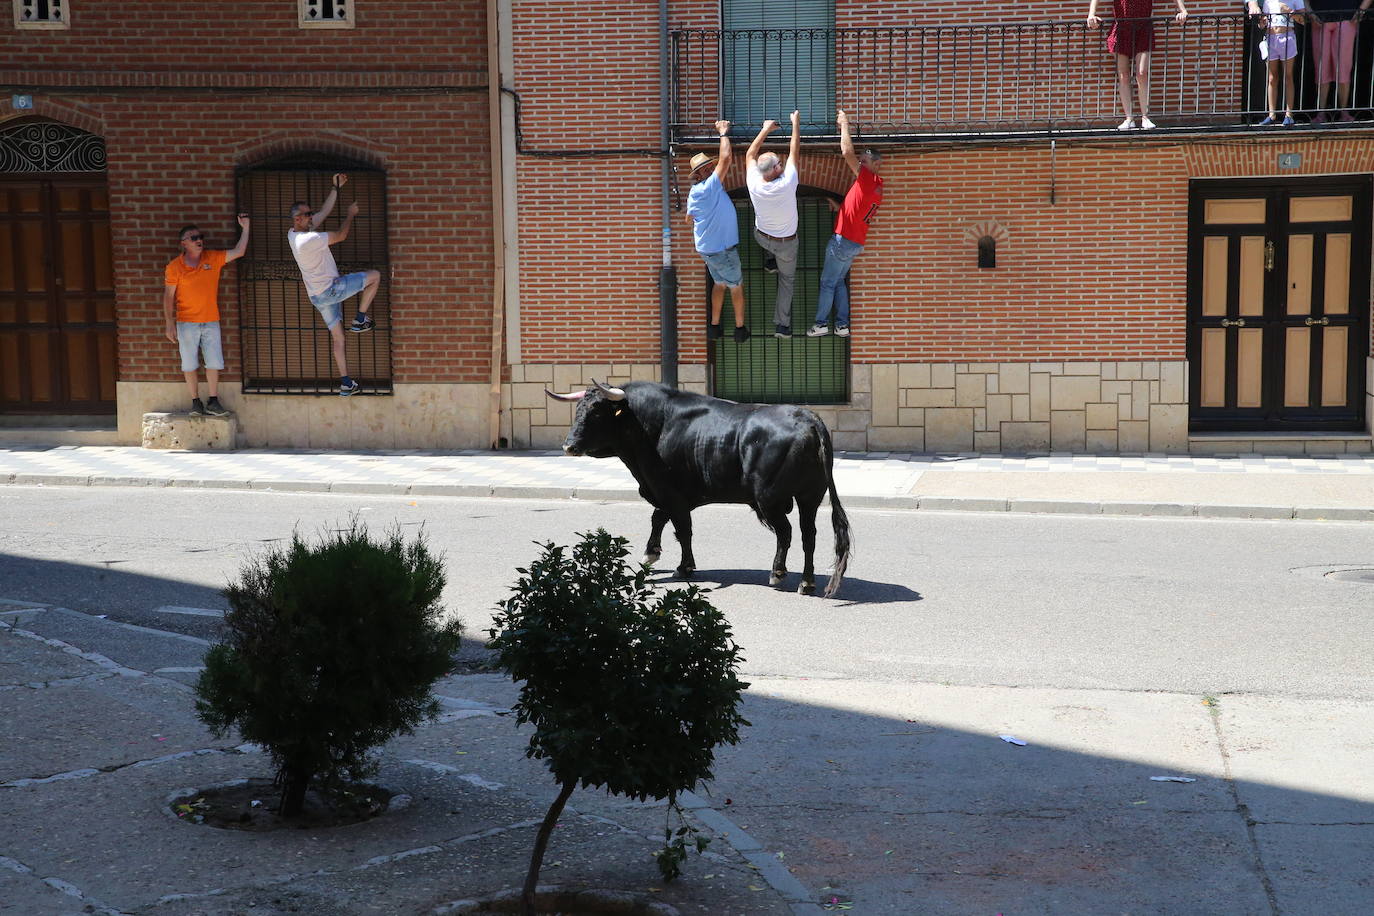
[287,173,382,396]
[746,110,802,339]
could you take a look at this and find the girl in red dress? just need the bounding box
[1087,0,1190,130]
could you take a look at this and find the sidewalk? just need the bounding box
[0,599,804,916]
[3,445,1374,520]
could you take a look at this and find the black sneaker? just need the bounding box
[189,398,206,417]
[204,397,230,417]
[348,315,375,333]
[733,325,751,343]
[763,253,778,274]
[774,324,792,339]
[340,379,362,397]
[708,323,724,339]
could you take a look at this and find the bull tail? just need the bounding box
[819,425,851,599]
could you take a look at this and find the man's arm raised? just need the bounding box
[788,109,801,174]
[838,110,859,177]
[712,119,732,182]
[746,119,778,170]
[311,173,346,229]
[225,214,250,263]
[328,201,359,246]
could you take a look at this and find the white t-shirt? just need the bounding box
[287,229,339,297]
[746,159,799,238]
[1262,0,1303,28]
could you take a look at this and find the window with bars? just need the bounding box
[13,0,68,29]
[710,191,849,405]
[298,0,352,28]
[722,0,835,134]
[235,159,391,395]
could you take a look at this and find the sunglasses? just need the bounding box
[183,234,203,242]
[296,210,314,218]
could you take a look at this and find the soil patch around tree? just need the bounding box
[168,777,396,831]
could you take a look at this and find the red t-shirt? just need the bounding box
[834,166,883,246]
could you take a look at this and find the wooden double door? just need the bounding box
[1188,178,1370,432]
[0,177,117,414]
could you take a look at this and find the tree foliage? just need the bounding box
[195,523,462,816]
[488,529,749,908]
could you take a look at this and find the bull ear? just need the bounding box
[544,388,587,402]
[592,379,627,401]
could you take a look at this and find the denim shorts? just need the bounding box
[308,272,368,328]
[176,321,224,373]
[701,246,743,288]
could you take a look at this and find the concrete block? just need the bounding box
[964,362,1000,373]
[1050,375,1102,412]
[1110,502,1197,517]
[1293,506,1374,521]
[986,394,1012,430]
[998,362,1030,394]
[897,407,925,427]
[872,364,899,426]
[850,362,872,394]
[630,364,658,382]
[1142,360,1160,380]
[1007,499,1103,515]
[924,408,974,453]
[1012,394,1030,421]
[867,426,923,451]
[1051,410,1087,451]
[1119,362,1142,380]
[973,407,987,431]
[141,412,237,451]
[1062,361,1101,376]
[1030,372,1051,420]
[1117,420,1149,453]
[898,363,930,389]
[1000,421,1051,452]
[1085,402,1118,430]
[1086,429,1118,453]
[1148,403,1189,453]
[973,431,1001,452]
[512,408,531,448]
[1101,362,1118,380]
[906,387,956,408]
[553,364,585,393]
[1132,380,1152,423]
[1160,361,1187,403]
[919,496,1008,512]
[529,426,567,450]
[955,372,987,407]
[832,431,867,451]
[1030,362,1063,373]
[508,364,525,383]
[1198,505,1295,520]
[986,374,999,394]
[837,409,870,432]
[931,363,956,389]
[850,391,872,409]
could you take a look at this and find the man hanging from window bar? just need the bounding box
[686,120,750,343]
[746,110,803,339]
[287,173,381,396]
[809,111,883,340]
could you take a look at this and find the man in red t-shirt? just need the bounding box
[808,110,883,338]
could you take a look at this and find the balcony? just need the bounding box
[669,14,1374,144]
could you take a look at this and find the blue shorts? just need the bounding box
[176,321,224,373]
[701,246,743,288]
[308,272,368,328]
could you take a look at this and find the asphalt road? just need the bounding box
[2,485,1371,700]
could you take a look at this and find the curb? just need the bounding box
[2,474,1372,521]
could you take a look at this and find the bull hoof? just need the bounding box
[798,580,816,596]
[769,570,787,587]
[642,551,661,566]
[676,566,695,579]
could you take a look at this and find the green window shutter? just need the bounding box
[722,0,835,132]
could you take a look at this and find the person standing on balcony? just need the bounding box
[1253,0,1309,126]
[808,110,881,339]
[287,173,381,397]
[687,120,750,343]
[1087,0,1190,130]
[746,111,803,339]
[1300,0,1372,122]
[163,216,249,417]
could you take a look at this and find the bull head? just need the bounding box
[592,380,627,401]
[544,388,587,402]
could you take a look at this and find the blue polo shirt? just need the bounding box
[686,173,739,255]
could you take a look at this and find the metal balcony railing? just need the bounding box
[670,14,1374,142]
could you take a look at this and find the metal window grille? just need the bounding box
[16,0,64,24]
[235,162,391,395]
[300,0,350,26]
[711,192,849,405]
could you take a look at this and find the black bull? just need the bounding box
[546,380,851,597]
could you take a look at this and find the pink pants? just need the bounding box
[1311,19,1357,86]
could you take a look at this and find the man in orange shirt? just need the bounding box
[163,216,249,416]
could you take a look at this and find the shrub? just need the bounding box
[195,523,463,816]
[488,529,749,914]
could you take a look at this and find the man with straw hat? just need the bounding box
[686,120,750,343]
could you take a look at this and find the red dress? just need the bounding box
[1107,0,1155,56]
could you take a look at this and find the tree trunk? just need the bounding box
[278,764,311,817]
[521,780,575,916]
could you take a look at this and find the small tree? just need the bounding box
[488,530,749,915]
[195,523,463,816]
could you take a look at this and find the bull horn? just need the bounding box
[544,388,587,402]
[592,379,627,401]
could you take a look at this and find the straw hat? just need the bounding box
[689,152,716,174]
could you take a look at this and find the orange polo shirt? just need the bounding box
[164,249,228,323]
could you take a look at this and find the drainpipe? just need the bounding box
[486,0,507,447]
[658,0,678,388]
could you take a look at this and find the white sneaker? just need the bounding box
[1140,116,1157,130]
[1117,118,1137,131]
[835,325,850,337]
[806,323,830,337]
